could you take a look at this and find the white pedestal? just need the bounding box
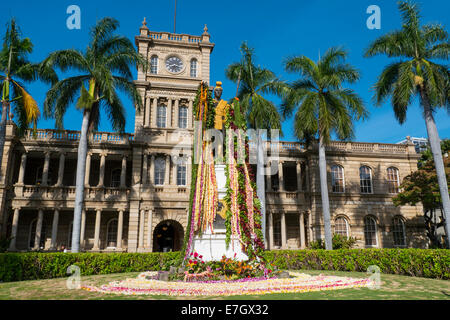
[191,164,247,261]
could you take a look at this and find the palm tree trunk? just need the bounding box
[71,109,90,253]
[421,91,450,248]
[318,135,333,250]
[0,101,9,174]
[256,133,266,247]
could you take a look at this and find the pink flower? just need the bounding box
[194,252,198,258]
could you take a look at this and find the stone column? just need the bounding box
[147,209,153,250]
[84,153,91,187]
[151,97,157,127]
[296,161,302,192]
[145,96,151,127]
[172,156,178,186]
[281,211,286,249]
[98,153,106,187]
[18,153,27,185]
[266,161,272,191]
[308,211,313,244]
[33,209,44,250]
[305,163,310,192]
[299,211,305,249]
[80,209,86,250]
[120,155,127,188]
[138,209,145,249]
[93,209,102,250]
[117,209,124,249]
[174,99,180,128]
[50,209,59,250]
[149,155,155,186]
[8,208,20,251]
[268,211,274,250]
[142,153,148,185]
[188,99,193,129]
[167,99,173,128]
[164,155,170,185]
[42,152,51,186]
[56,152,66,186]
[187,156,192,186]
[278,161,284,192]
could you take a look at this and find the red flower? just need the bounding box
[194,252,198,258]
[199,255,203,259]
[194,261,198,264]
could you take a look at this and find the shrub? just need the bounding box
[0,237,11,253]
[0,249,449,283]
[308,234,358,250]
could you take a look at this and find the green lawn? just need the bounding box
[0,270,449,300]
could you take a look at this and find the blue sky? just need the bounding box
[1,0,449,143]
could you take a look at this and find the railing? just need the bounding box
[326,141,409,154]
[17,185,130,200]
[148,31,202,43]
[24,129,134,145]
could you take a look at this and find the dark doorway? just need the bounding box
[153,220,184,252]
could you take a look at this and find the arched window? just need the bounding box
[154,157,166,185]
[364,216,378,247]
[190,58,197,77]
[178,106,188,129]
[150,55,158,74]
[111,168,121,188]
[331,165,345,193]
[387,167,400,194]
[106,219,118,248]
[28,219,47,250]
[360,166,373,193]
[334,217,349,238]
[157,104,167,128]
[392,216,406,247]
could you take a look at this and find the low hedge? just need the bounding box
[264,249,450,280]
[0,249,448,283]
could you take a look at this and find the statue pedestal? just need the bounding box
[192,164,248,261]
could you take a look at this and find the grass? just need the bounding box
[0,270,449,300]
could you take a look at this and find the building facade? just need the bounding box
[0,21,428,253]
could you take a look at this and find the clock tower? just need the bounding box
[128,18,215,252]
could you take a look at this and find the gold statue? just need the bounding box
[213,81,228,130]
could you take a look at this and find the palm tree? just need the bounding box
[364,0,450,248]
[282,47,368,250]
[225,42,288,247]
[0,19,56,166]
[41,17,147,252]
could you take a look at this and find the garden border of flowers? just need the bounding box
[0,249,449,283]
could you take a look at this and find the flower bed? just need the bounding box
[82,271,373,297]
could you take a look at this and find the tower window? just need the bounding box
[154,157,166,185]
[150,56,158,74]
[190,59,198,77]
[178,106,188,129]
[157,105,167,128]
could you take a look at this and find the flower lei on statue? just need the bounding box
[182,82,218,262]
[224,98,266,263]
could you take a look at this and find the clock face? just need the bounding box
[165,56,183,73]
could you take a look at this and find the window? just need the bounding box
[150,55,158,74]
[177,162,187,186]
[106,219,118,248]
[364,216,378,247]
[387,167,400,194]
[360,166,373,193]
[331,165,345,193]
[178,106,188,129]
[190,58,197,77]
[334,217,349,237]
[154,157,166,185]
[157,105,167,128]
[392,217,406,247]
[29,219,47,249]
[111,168,121,188]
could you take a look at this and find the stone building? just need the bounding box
[0,20,428,253]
